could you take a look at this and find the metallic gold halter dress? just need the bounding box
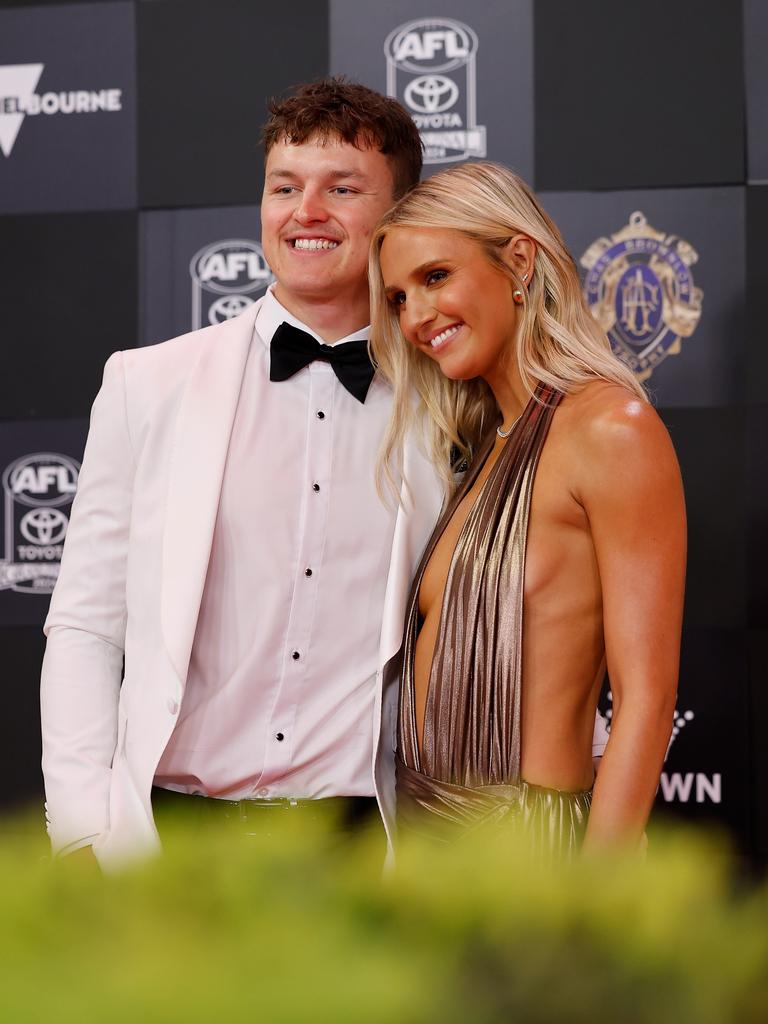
[396,384,592,860]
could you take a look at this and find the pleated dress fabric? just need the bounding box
[396,383,592,861]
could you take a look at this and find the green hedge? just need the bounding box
[0,815,766,1022]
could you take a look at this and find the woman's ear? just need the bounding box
[500,234,536,284]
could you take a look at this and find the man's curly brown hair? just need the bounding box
[262,77,423,199]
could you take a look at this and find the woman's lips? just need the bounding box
[427,322,464,352]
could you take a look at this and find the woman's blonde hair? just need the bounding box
[368,161,646,497]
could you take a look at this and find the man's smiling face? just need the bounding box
[261,135,397,323]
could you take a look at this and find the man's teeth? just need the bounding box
[292,239,339,250]
[431,324,462,348]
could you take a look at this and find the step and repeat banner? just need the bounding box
[0,0,765,860]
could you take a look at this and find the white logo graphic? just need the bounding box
[604,692,720,804]
[0,63,123,158]
[384,18,486,165]
[0,452,80,594]
[658,770,721,804]
[207,295,255,325]
[19,508,68,545]
[190,239,274,330]
[0,64,42,158]
[404,75,459,114]
[387,22,471,69]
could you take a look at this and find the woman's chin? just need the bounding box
[420,346,483,382]
[433,360,479,382]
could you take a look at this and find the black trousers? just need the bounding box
[151,787,384,846]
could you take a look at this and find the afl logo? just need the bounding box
[384,18,486,166]
[581,212,703,382]
[190,239,274,329]
[0,452,80,594]
[5,453,78,506]
[385,19,474,72]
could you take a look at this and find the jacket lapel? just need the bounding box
[378,426,445,671]
[160,303,261,685]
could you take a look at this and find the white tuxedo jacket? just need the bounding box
[40,300,445,870]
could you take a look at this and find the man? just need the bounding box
[40,78,438,869]
[41,78,607,869]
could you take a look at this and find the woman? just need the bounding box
[369,163,686,858]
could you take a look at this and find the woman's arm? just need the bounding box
[573,386,686,852]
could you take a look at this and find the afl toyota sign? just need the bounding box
[140,206,271,344]
[330,0,533,179]
[384,18,486,164]
[1,452,79,596]
[190,239,274,329]
[0,420,88,624]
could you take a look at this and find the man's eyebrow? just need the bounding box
[266,168,369,181]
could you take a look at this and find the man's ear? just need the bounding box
[500,234,536,283]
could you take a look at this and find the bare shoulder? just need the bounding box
[560,380,671,453]
[556,381,681,500]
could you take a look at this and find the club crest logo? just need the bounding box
[0,452,79,594]
[384,17,486,165]
[580,212,703,381]
[189,239,274,330]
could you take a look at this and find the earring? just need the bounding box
[512,289,524,304]
[522,273,528,282]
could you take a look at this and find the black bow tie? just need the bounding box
[269,321,375,404]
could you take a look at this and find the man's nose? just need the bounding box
[294,188,329,224]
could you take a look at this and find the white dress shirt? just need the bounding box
[154,289,399,799]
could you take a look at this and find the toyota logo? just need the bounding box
[19,507,68,545]
[404,75,459,114]
[208,294,255,324]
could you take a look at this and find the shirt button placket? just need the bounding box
[276,370,331,779]
[304,405,325,579]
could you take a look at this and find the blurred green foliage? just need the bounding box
[0,814,766,1023]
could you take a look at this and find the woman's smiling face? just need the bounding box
[379,226,523,383]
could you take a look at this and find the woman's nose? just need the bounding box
[401,294,436,341]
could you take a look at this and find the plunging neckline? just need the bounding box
[394,382,588,847]
[408,390,541,772]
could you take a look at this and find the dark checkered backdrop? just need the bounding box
[0,0,764,862]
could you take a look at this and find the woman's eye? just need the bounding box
[389,292,406,308]
[426,269,448,285]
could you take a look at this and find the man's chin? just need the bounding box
[273,278,345,308]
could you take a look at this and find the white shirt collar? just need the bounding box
[255,285,371,348]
